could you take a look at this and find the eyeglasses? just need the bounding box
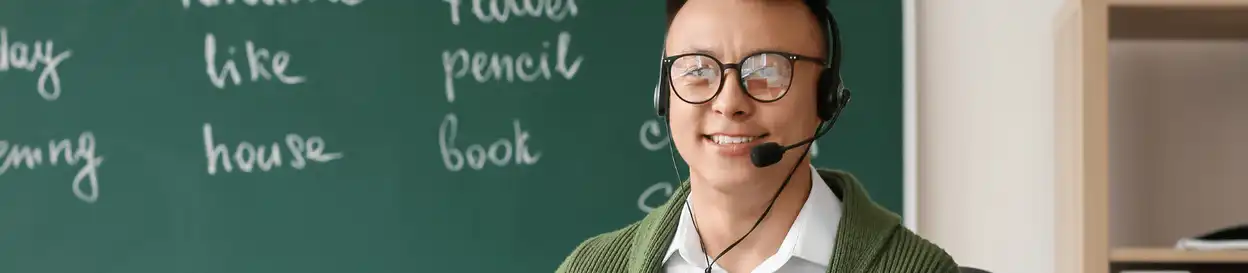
[662,51,826,104]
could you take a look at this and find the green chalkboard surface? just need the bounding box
[0,1,902,272]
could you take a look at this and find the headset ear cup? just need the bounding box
[654,78,670,117]
[653,83,664,117]
[655,49,670,117]
[653,64,665,117]
[816,70,842,121]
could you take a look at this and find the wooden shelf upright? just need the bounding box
[1056,0,1248,273]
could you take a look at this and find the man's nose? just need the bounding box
[711,70,754,120]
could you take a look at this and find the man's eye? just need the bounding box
[680,67,716,78]
[743,66,778,79]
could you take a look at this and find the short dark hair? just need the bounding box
[665,0,830,25]
[664,0,830,55]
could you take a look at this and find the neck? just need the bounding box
[687,161,814,268]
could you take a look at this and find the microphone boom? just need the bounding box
[749,122,834,168]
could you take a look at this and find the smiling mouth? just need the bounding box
[702,133,769,145]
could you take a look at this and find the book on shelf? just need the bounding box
[1176,224,1248,251]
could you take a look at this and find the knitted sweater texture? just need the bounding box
[555,169,959,273]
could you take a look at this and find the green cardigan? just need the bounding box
[555,169,959,273]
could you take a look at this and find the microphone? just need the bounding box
[750,122,835,168]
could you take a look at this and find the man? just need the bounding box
[556,0,958,272]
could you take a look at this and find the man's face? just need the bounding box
[665,0,826,188]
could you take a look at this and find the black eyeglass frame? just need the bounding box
[661,51,827,104]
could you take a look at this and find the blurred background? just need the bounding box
[1,0,1245,273]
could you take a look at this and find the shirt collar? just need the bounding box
[662,165,843,268]
[792,166,841,266]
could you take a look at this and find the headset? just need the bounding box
[652,0,851,122]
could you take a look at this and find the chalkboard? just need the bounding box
[0,1,902,272]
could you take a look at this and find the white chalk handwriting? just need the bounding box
[204,33,305,89]
[203,123,342,175]
[443,0,578,25]
[182,0,362,9]
[639,118,669,152]
[637,181,673,213]
[0,27,73,101]
[0,132,104,203]
[442,31,581,103]
[439,113,541,172]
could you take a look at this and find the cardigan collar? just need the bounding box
[624,169,902,273]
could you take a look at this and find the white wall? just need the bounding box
[915,0,1064,272]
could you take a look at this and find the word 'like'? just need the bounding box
[443,0,578,25]
[0,132,104,203]
[439,113,541,172]
[203,123,342,175]
[182,0,362,8]
[0,27,73,101]
[442,31,581,103]
[205,33,306,89]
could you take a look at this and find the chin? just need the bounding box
[694,159,766,189]
[698,173,756,191]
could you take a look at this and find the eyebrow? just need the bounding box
[672,47,808,60]
[674,47,716,56]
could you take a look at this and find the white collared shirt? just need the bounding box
[663,166,843,273]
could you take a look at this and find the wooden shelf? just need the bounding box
[1108,0,1248,40]
[1110,6,1248,39]
[1110,0,1248,6]
[1112,248,1248,263]
[1057,0,1248,272]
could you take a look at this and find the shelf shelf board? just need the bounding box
[1110,0,1248,7]
[1112,247,1248,263]
[1109,5,1248,39]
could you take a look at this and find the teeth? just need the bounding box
[712,135,756,144]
